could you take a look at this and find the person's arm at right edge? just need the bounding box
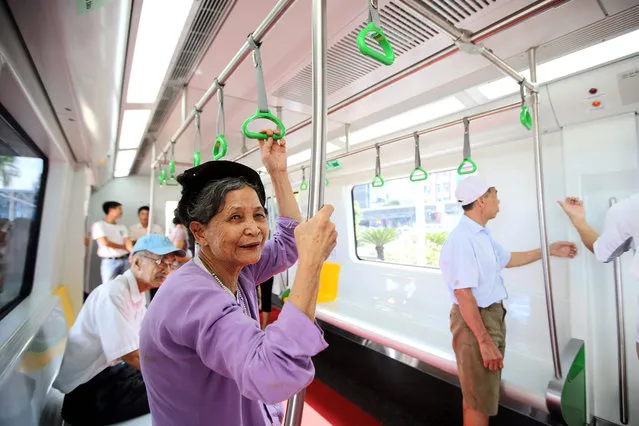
[287,205,338,321]
[558,197,599,253]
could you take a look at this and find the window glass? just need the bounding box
[352,169,464,268]
[0,105,47,319]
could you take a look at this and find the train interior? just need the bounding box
[0,0,639,425]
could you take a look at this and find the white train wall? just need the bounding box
[263,56,639,423]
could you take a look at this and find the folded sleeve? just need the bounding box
[180,288,327,404]
[246,217,299,285]
[493,240,512,269]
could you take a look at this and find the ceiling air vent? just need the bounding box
[273,0,498,105]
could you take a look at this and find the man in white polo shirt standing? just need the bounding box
[129,205,164,244]
[559,193,639,356]
[440,176,577,426]
[92,201,133,286]
[54,234,184,425]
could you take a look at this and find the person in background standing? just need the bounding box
[129,206,163,244]
[92,201,133,288]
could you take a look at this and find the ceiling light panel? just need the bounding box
[126,0,195,104]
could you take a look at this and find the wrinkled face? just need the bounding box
[132,252,178,288]
[138,209,149,227]
[191,187,268,268]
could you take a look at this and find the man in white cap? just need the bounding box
[558,194,639,357]
[54,234,185,425]
[439,175,577,426]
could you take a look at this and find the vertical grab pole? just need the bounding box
[529,47,562,379]
[283,0,326,424]
[610,196,629,425]
[148,141,156,235]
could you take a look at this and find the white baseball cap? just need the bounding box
[455,175,491,206]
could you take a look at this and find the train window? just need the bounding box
[0,105,48,320]
[352,169,464,268]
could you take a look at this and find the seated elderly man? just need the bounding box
[54,234,184,425]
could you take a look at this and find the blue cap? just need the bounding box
[131,234,185,257]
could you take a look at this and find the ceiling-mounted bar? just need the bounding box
[528,46,561,380]
[283,0,326,424]
[280,102,519,176]
[401,0,534,91]
[152,0,296,167]
[228,0,565,160]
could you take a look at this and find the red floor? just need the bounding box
[267,307,380,426]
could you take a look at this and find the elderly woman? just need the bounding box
[139,130,337,425]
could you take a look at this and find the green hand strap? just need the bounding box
[213,81,229,159]
[409,132,428,182]
[242,35,286,140]
[357,0,395,66]
[213,135,228,160]
[457,118,478,175]
[193,109,203,166]
[519,81,533,130]
[371,144,385,187]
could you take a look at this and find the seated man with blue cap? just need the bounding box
[54,234,184,425]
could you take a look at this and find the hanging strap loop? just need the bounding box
[357,0,395,66]
[372,144,384,187]
[158,152,168,185]
[457,117,477,175]
[213,80,228,160]
[519,79,533,130]
[165,142,179,186]
[242,34,285,140]
[300,167,308,190]
[193,108,202,166]
[216,80,226,136]
[368,0,382,29]
[409,132,428,182]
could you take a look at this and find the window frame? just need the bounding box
[0,103,49,321]
[350,168,461,270]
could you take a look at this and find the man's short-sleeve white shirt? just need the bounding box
[53,270,146,393]
[92,220,129,258]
